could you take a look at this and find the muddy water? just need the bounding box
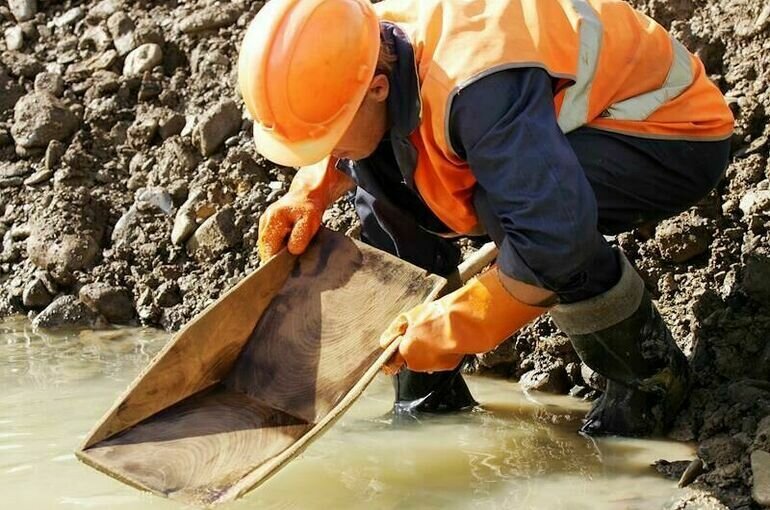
[1,317,693,510]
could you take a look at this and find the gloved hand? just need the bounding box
[257,157,354,262]
[379,268,548,373]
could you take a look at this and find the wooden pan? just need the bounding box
[76,228,497,506]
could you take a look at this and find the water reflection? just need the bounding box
[0,317,692,509]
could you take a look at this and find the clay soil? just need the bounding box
[1,1,769,508]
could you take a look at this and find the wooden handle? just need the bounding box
[458,242,498,283]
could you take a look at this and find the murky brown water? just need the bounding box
[1,316,694,509]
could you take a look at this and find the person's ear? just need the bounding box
[368,74,390,102]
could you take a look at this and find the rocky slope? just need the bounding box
[0,0,768,508]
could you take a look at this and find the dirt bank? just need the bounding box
[0,1,768,508]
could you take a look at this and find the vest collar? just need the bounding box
[381,22,421,139]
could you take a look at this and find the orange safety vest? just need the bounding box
[373,0,735,234]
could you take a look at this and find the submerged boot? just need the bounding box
[392,359,477,419]
[550,252,691,437]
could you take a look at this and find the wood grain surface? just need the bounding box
[225,229,441,422]
[78,228,444,506]
[81,249,297,449]
[81,387,310,506]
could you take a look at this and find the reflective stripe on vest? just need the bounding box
[556,0,603,133]
[604,37,694,121]
[556,1,695,131]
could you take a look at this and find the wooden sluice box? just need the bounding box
[76,228,444,506]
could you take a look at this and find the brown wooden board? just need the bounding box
[77,228,444,506]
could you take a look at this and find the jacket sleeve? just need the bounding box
[448,68,608,294]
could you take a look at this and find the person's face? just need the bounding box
[331,74,390,161]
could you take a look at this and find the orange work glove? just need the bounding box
[379,268,548,373]
[258,157,354,262]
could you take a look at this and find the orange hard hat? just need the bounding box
[238,0,381,167]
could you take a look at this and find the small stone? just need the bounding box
[123,43,163,76]
[655,215,711,263]
[107,11,135,56]
[520,364,569,394]
[4,52,43,78]
[158,111,185,139]
[11,92,79,149]
[135,187,173,214]
[44,140,65,169]
[5,25,23,50]
[752,450,770,506]
[179,4,243,33]
[0,66,24,113]
[8,0,36,22]
[22,277,52,308]
[155,281,181,308]
[32,295,100,330]
[126,116,158,148]
[79,26,112,52]
[88,0,119,21]
[171,191,203,245]
[186,207,240,261]
[697,435,744,466]
[194,100,241,156]
[23,169,53,186]
[79,283,134,324]
[742,251,770,302]
[54,6,84,28]
[33,72,64,97]
[740,190,770,217]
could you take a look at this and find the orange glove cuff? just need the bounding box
[380,269,548,372]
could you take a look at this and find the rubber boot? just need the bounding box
[392,359,477,420]
[551,252,691,437]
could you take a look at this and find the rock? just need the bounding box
[752,450,770,507]
[126,116,158,147]
[0,66,24,113]
[742,250,770,302]
[8,0,36,22]
[22,277,52,308]
[33,72,64,97]
[740,190,770,217]
[179,4,243,34]
[79,26,112,52]
[123,43,163,76]
[33,295,100,329]
[655,214,711,263]
[155,137,200,184]
[194,100,241,156]
[110,206,137,244]
[23,169,52,186]
[186,207,240,261]
[135,187,173,214]
[26,191,107,285]
[107,11,135,56]
[4,52,43,78]
[88,0,119,21]
[697,435,744,466]
[79,283,134,324]
[155,281,181,308]
[158,111,185,139]
[44,140,65,169]
[5,25,23,51]
[171,191,203,245]
[11,92,78,149]
[520,364,569,394]
[54,6,84,28]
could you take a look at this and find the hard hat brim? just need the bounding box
[251,99,358,168]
